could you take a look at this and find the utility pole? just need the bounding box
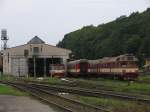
[51,56,54,78]
[18,58,20,77]
[33,57,36,77]
[44,58,46,77]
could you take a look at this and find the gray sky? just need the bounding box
[0,0,149,47]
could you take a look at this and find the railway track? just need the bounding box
[20,79,117,91]
[1,81,110,112]
[19,81,150,104]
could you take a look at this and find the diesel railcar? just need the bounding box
[67,59,88,77]
[96,54,139,80]
[49,64,65,77]
[67,54,139,80]
[87,60,99,75]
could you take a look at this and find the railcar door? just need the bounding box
[80,62,88,74]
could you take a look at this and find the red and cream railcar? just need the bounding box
[88,60,99,75]
[97,54,139,80]
[67,59,88,76]
[49,64,65,78]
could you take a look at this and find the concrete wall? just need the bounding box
[11,58,28,76]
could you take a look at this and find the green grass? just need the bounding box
[68,78,150,95]
[79,96,150,112]
[138,75,150,83]
[0,75,13,80]
[0,84,28,96]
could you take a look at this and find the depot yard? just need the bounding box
[1,74,150,95]
[14,75,150,95]
[0,74,150,112]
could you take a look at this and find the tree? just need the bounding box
[57,8,150,66]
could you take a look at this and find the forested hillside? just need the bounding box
[57,8,150,65]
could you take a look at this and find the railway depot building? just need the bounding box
[2,36,71,77]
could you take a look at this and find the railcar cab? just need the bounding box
[115,54,139,80]
[116,54,138,68]
[96,54,139,80]
[49,64,65,78]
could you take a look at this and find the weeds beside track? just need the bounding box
[1,81,110,112]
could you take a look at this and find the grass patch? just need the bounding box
[44,77,63,84]
[138,75,150,83]
[0,75,15,81]
[79,96,150,112]
[0,84,28,96]
[69,78,150,95]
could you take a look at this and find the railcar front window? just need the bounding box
[121,62,127,67]
[128,57,133,61]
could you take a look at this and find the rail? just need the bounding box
[1,81,110,112]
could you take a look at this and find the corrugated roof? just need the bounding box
[27,36,45,44]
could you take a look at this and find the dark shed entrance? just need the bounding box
[28,58,62,77]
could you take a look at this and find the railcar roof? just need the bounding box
[88,60,99,64]
[99,54,138,63]
[68,59,88,64]
[67,54,138,64]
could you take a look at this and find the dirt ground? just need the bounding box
[0,95,62,112]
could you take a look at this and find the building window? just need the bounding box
[30,45,32,51]
[33,47,39,53]
[41,45,43,52]
[24,49,29,57]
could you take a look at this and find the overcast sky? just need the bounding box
[0,0,149,47]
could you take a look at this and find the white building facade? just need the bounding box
[3,36,71,77]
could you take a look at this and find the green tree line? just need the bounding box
[57,8,150,66]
